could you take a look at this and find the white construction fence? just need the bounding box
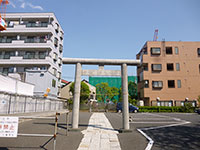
[0,92,64,114]
[0,74,34,96]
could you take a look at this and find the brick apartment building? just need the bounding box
[137,41,200,106]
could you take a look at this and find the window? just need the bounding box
[25,36,35,43]
[176,63,180,71]
[53,52,58,61]
[199,64,200,73]
[52,79,56,88]
[152,81,163,88]
[2,67,14,74]
[175,47,179,54]
[40,66,47,70]
[152,64,162,71]
[166,47,173,54]
[59,44,63,53]
[4,51,15,59]
[143,63,148,71]
[0,52,3,59]
[54,37,58,47]
[57,72,61,79]
[53,68,57,76]
[197,48,200,56]
[41,22,48,27]
[151,47,160,55]
[157,102,161,106]
[144,80,149,88]
[39,52,46,59]
[58,58,62,66]
[168,80,175,88]
[167,63,174,71]
[143,47,147,54]
[177,80,181,88]
[2,68,9,75]
[55,23,59,33]
[169,101,172,107]
[24,51,35,59]
[60,31,64,40]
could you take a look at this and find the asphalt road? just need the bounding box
[0,112,199,150]
[128,113,200,150]
[0,112,91,150]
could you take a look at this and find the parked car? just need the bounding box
[116,102,139,113]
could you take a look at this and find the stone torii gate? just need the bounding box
[62,58,140,131]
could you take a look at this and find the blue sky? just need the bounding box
[7,0,200,81]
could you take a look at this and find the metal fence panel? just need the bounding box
[0,93,10,114]
[0,92,64,114]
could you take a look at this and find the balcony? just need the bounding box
[0,40,54,50]
[59,44,63,53]
[0,38,12,43]
[53,53,58,61]
[0,56,52,65]
[24,38,46,43]
[58,58,62,65]
[2,24,55,34]
[57,72,61,79]
[25,22,49,28]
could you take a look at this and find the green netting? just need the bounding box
[89,76,137,101]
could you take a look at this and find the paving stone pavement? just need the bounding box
[78,113,121,150]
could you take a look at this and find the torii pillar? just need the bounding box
[62,58,140,131]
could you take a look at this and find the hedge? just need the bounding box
[138,106,195,113]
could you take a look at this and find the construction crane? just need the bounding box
[0,0,9,31]
[153,29,158,41]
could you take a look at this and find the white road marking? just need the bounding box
[78,113,121,150]
[141,121,190,131]
[131,118,176,120]
[137,129,154,150]
[133,113,191,150]
[131,122,182,124]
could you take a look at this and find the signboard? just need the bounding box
[0,117,19,137]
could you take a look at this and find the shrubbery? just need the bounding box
[139,105,195,113]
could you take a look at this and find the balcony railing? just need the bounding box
[24,38,47,43]
[59,45,63,52]
[25,22,48,28]
[0,39,13,43]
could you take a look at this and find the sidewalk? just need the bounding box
[78,113,121,150]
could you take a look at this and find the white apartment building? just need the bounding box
[0,13,64,98]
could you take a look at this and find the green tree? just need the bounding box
[96,82,112,103]
[128,81,137,99]
[109,87,119,101]
[118,81,138,104]
[70,81,90,104]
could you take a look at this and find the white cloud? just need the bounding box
[20,2,25,8]
[27,2,43,11]
[12,0,44,11]
[9,1,16,8]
